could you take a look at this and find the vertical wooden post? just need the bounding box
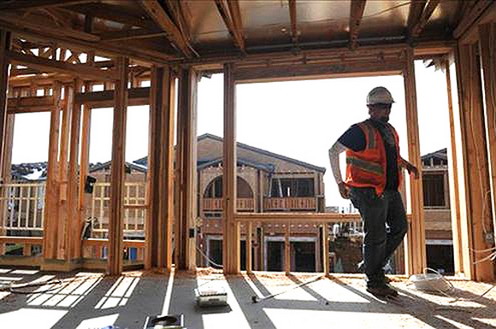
[78,100,91,254]
[456,42,495,281]
[322,223,329,276]
[66,79,83,260]
[478,23,496,249]
[176,67,197,270]
[223,63,239,274]
[0,30,11,179]
[402,47,426,275]
[284,222,290,274]
[444,59,464,276]
[108,57,128,275]
[146,66,175,270]
[247,221,253,273]
[0,114,13,255]
[43,82,62,260]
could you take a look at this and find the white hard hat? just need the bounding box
[366,87,395,105]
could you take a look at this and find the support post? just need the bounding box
[108,57,128,275]
[444,59,464,276]
[146,65,175,270]
[66,79,82,260]
[0,30,11,177]
[402,47,426,275]
[78,101,91,256]
[478,23,496,249]
[322,223,329,276]
[223,63,239,274]
[456,42,495,281]
[176,67,197,270]
[247,221,252,273]
[43,81,62,260]
[284,222,290,274]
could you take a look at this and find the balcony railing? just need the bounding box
[264,197,317,211]
[202,198,255,211]
[0,182,45,232]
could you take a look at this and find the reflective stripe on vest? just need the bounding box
[346,156,384,175]
[357,122,376,149]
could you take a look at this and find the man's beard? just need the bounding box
[379,116,389,122]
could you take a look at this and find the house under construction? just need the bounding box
[0,1,495,328]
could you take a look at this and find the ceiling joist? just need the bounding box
[139,0,195,59]
[288,0,298,45]
[349,0,367,50]
[99,29,167,42]
[215,0,246,53]
[410,0,441,39]
[453,0,494,39]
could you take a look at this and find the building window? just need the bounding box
[423,173,446,207]
[270,178,314,197]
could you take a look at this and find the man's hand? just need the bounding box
[406,163,419,179]
[338,182,350,199]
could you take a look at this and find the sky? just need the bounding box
[11,61,450,206]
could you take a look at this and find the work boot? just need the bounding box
[366,284,398,297]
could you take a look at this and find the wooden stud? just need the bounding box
[322,223,329,276]
[284,222,290,274]
[0,30,11,179]
[0,114,13,255]
[0,0,98,11]
[349,0,367,50]
[453,0,494,39]
[456,43,494,281]
[246,221,252,273]
[410,0,441,39]
[288,0,298,45]
[77,102,91,256]
[145,65,175,270]
[176,68,198,270]
[444,59,464,276]
[43,81,62,260]
[107,57,128,275]
[66,79,83,260]
[402,47,426,275]
[223,63,239,274]
[478,23,496,249]
[406,0,427,37]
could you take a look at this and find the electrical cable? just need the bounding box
[196,245,223,269]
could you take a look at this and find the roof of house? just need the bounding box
[421,148,448,161]
[89,161,148,174]
[197,157,275,172]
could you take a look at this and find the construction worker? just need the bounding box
[328,86,419,297]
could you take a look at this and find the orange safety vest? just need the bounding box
[345,120,402,196]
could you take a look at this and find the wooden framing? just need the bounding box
[349,0,367,50]
[223,63,239,274]
[175,67,197,270]
[478,23,496,248]
[444,59,464,276]
[288,0,298,45]
[215,0,245,53]
[0,30,11,181]
[74,87,150,108]
[402,47,426,275]
[456,42,494,281]
[0,0,98,11]
[107,57,128,275]
[42,81,62,260]
[145,65,175,270]
[409,0,441,39]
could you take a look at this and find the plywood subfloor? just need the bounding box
[0,267,495,329]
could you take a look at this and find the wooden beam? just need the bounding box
[403,47,426,275]
[406,0,427,36]
[74,87,150,107]
[246,221,253,273]
[322,223,329,276]
[0,30,12,179]
[453,0,494,39]
[145,66,175,270]
[349,0,367,50]
[99,29,167,42]
[66,79,83,260]
[0,0,99,11]
[234,61,404,83]
[7,51,118,81]
[456,43,494,281]
[444,59,464,276]
[288,0,298,45]
[0,114,14,255]
[223,63,239,274]
[108,57,128,275]
[139,0,194,58]
[42,82,62,260]
[77,100,91,261]
[410,0,441,38]
[478,23,496,248]
[214,0,246,53]
[7,95,58,114]
[284,222,290,274]
[175,68,198,270]
[164,0,192,42]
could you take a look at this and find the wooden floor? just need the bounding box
[0,267,495,329]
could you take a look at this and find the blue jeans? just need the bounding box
[349,187,408,288]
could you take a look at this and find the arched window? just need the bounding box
[203,176,253,198]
